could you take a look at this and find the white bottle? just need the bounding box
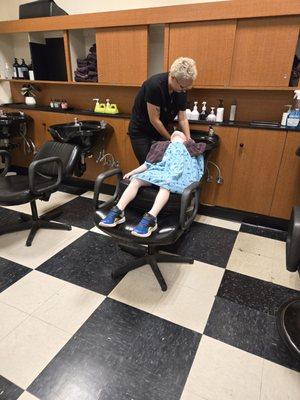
[216,99,224,123]
[190,101,200,121]
[185,107,192,120]
[4,63,10,79]
[281,105,292,126]
[206,107,217,123]
[229,99,237,122]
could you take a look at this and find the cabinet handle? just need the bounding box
[239,143,244,148]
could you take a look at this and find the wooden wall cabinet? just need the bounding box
[270,132,300,219]
[196,126,238,207]
[228,128,286,215]
[230,16,300,87]
[95,26,148,86]
[168,20,236,87]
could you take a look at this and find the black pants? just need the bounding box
[129,135,153,165]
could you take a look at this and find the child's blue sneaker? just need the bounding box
[131,213,157,237]
[99,206,125,227]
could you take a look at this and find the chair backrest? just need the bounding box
[33,141,80,178]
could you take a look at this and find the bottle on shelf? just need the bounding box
[286,90,300,128]
[105,98,111,112]
[50,99,54,108]
[280,105,292,126]
[13,58,19,79]
[229,99,237,122]
[61,99,68,109]
[206,107,217,123]
[216,99,224,123]
[17,59,24,79]
[4,63,10,79]
[28,62,35,80]
[190,101,200,121]
[20,59,29,80]
[185,105,192,120]
[200,101,208,120]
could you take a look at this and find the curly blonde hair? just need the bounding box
[170,57,197,81]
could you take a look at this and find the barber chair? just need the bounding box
[0,141,80,246]
[276,147,300,359]
[94,130,220,291]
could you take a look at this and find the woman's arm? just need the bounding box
[123,163,148,179]
[147,103,171,140]
[178,110,191,140]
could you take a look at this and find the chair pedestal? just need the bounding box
[0,200,71,246]
[112,244,194,291]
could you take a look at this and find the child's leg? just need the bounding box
[117,178,150,211]
[148,187,170,217]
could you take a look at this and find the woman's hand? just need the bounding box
[123,172,132,180]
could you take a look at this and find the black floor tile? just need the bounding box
[58,184,87,196]
[43,196,95,230]
[204,296,300,372]
[28,298,201,400]
[0,206,28,223]
[0,257,31,293]
[0,375,23,400]
[37,231,136,295]
[165,222,238,268]
[240,223,287,242]
[217,270,300,316]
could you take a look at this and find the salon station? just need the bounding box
[0,1,299,399]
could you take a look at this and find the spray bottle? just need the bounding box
[190,101,200,121]
[287,90,300,128]
[200,101,208,120]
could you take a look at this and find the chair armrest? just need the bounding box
[28,156,63,195]
[0,150,11,176]
[179,181,201,230]
[94,167,123,210]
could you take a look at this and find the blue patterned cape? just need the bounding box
[132,141,204,194]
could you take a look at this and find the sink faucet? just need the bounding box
[74,117,82,126]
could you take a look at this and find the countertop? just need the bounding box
[2,103,300,132]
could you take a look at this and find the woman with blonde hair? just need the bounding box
[128,57,197,164]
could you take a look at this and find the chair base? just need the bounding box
[0,202,71,246]
[112,244,194,291]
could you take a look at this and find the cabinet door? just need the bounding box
[168,20,236,87]
[270,132,300,219]
[228,129,286,215]
[96,26,148,86]
[230,17,300,87]
[199,126,238,207]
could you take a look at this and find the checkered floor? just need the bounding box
[0,185,299,400]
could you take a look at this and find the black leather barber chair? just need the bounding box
[0,141,80,246]
[94,131,219,291]
[276,147,300,359]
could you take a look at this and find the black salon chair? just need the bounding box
[0,141,80,246]
[94,132,219,291]
[276,147,300,359]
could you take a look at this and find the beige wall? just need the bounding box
[0,0,227,21]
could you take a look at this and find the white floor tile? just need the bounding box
[0,302,29,341]
[194,215,241,231]
[183,335,263,400]
[234,232,284,259]
[180,390,208,400]
[18,392,40,400]
[227,248,300,290]
[260,359,300,400]
[2,191,77,216]
[109,268,164,314]
[89,226,109,236]
[82,191,112,203]
[0,316,71,389]
[32,281,105,334]
[0,226,86,269]
[109,261,223,332]
[0,270,66,314]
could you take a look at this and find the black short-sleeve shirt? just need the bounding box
[128,72,187,140]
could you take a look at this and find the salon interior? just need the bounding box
[0,0,299,399]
